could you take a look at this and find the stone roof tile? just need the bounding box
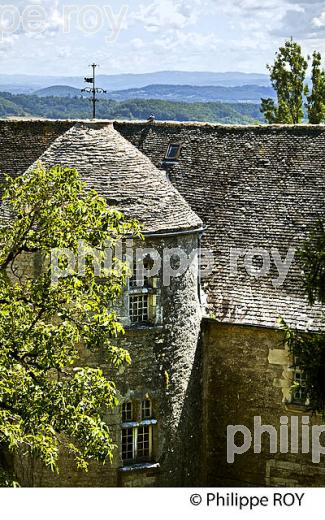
[1,119,324,331]
[24,122,202,234]
[116,121,325,331]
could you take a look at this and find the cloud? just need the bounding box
[1,0,324,76]
[130,0,210,32]
[221,0,286,12]
[57,46,72,59]
[286,0,323,4]
[0,0,64,40]
[313,11,325,28]
[0,34,18,55]
[272,6,325,38]
[152,30,220,54]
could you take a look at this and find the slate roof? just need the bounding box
[22,122,203,234]
[0,120,71,177]
[117,121,325,331]
[0,119,324,331]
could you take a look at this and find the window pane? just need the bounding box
[137,426,150,458]
[166,144,180,160]
[122,428,134,461]
[122,402,133,422]
[129,256,153,288]
[141,399,151,419]
[293,371,306,402]
[129,294,149,323]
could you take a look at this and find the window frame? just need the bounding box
[291,368,307,404]
[164,143,183,161]
[137,424,152,460]
[129,293,149,324]
[121,399,156,465]
[122,401,133,422]
[121,427,134,462]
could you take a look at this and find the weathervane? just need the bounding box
[81,63,107,119]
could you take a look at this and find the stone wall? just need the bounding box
[11,232,203,487]
[201,319,325,487]
[2,120,324,487]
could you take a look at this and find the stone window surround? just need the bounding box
[268,345,310,412]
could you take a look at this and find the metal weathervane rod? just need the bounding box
[81,63,107,119]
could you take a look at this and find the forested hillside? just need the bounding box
[0,92,264,124]
[34,83,274,104]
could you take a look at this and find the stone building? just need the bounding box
[0,119,324,487]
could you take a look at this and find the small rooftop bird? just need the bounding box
[147,114,156,123]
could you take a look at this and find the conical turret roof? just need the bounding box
[26,122,202,234]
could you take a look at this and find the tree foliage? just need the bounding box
[282,322,325,414]
[0,92,264,124]
[281,221,325,414]
[261,39,308,124]
[306,51,325,125]
[262,39,325,124]
[0,164,140,473]
[299,221,325,306]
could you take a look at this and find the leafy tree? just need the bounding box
[306,51,325,124]
[281,221,325,414]
[261,39,308,124]
[0,465,19,487]
[0,164,140,474]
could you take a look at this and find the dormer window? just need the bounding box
[141,399,152,420]
[165,143,182,161]
[129,254,155,289]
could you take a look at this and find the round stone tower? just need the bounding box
[22,122,203,487]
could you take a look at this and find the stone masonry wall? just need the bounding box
[201,319,325,487]
[12,232,203,487]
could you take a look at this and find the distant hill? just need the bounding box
[108,84,275,103]
[0,91,264,124]
[34,83,274,104]
[0,70,270,93]
[0,96,25,116]
[34,85,82,98]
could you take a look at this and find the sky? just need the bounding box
[0,0,324,76]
